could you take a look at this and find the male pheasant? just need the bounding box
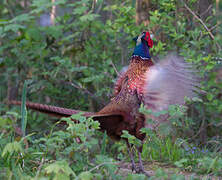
[9,32,199,176]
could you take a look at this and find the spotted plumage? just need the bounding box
[114,55,154,96]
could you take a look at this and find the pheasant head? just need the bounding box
[132,32,153,59]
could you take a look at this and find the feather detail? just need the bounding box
[114,56,154,96]
[126,56,154,95]
[142,54,200,112]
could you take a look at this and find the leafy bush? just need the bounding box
[0,0,222,179]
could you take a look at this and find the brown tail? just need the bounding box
[9,100,94,118]
[9,100,125,140]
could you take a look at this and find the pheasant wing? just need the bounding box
[143,54,200,112]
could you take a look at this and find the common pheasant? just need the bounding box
[9,32,199,176]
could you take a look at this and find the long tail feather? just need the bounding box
[9,100,126,140]
[8,100,94,118]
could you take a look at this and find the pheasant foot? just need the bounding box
[137,150,150,177]
[126,141,137,172]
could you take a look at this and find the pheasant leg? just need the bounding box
[137,149,150,177]
[126,141,137,172]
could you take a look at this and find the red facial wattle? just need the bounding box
[144,32,153,48]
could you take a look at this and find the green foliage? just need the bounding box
[197,156,222,175]
[126,174,147,180]
[121,130,142,147]
[142,129,186,162]
[2,141,23,158]
[0,113,121,179]
[44,160,76,179]
[0,0,222,179]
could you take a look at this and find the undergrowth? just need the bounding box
[0,0,222,179]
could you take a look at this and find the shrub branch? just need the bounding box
[182,0,221,51]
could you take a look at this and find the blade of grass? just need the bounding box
[101,131,107,155]
[207,156,218,173]
[21,80,28,136]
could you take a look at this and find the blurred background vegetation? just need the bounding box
[0,0,222,179]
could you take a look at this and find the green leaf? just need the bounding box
[158,122,172,136]
[0,116,12,127]
[79,14,100,22]
[121,130,141,146]
[101,131,107,155]
[25,28,42,41]
[170,174,185,180]
[71,66,87,72]
[10,13,34,23]
[81,74,104,83]
[126,174,146,180]
[44,26,63,38]
[78,171,93,180]
[45,160,75,177]
[70,113,86,122]
[21,80,28,136]
[4,24,25,32]
[72,6,88,15]
[206,93,214,101]
[174,158,188,168]
[53,173,70,180]
[207,156,218,173]
[2,141,23,157]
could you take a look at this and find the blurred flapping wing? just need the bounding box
[143,54,200,112]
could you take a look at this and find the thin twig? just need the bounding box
[34,157,45,180]
[89,162,119,172]
[91,0,97,11]
[209,22,222,31]
[110,60,120,76]
[5,0,15,18]
[51,0,56,25]
[64,81,106,106]
[69,82,94,97]
[69,82,97,98]
[182,1,221,51]
[103,71,114,79]
[216,0,220,35]
[200,4,212,17]
[95,0,103,14]
[191,114,222,141]
[190,106,206,141]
